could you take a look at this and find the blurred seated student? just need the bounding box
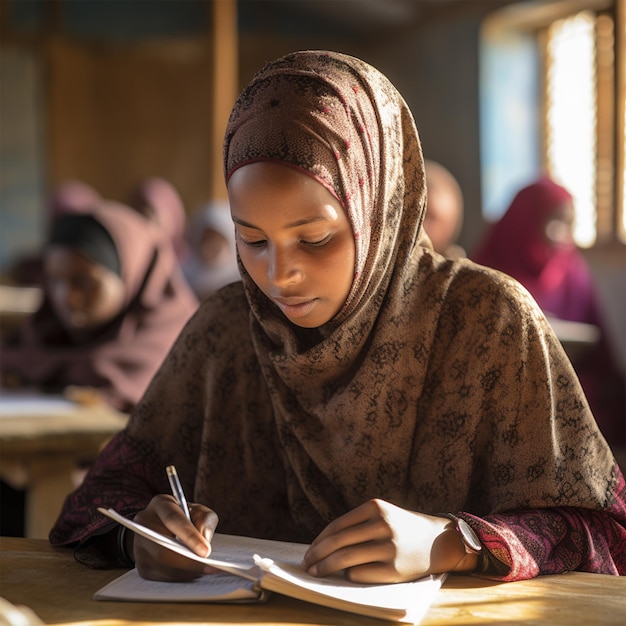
[0,180,103,538]
[127,177,188,261]
[182,200,240,301]
[4,180,101,288]
[423,160,466,259]
[50,51,625,583]
[0,201,199,412]
[472,176,625,464]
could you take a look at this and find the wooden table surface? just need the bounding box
[0,397,128,454]
[0,394,128,538]
[1,537,624,625]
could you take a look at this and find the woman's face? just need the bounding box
[228,162,355,328]
[44,248,126,334]
[543,200,575,250]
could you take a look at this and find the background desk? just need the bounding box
[546,316,600,362]
[1,538,624,626]
[0,394,127,538]
[0,285,42,341]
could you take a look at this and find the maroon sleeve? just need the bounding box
[49,429,168,548]
[462,466,626,580]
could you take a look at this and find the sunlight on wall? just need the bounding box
[545,12,596,247]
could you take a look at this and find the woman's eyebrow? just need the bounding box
[232,216,329,229]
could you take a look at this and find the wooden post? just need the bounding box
[210,0,238,201]
[616,0,625,240]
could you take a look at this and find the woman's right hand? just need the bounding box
[132,494,219,582]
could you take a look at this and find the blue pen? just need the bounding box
[166,465,192,522]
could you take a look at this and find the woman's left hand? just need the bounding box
[302,499,475,583]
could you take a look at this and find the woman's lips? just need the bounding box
[273,297,318,319]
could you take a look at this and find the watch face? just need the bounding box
[457,518,482,553]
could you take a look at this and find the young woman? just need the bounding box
[1,201,198,412]
[50,51,625,583]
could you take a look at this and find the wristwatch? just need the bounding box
[442,513,482,554]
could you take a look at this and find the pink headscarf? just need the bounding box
[128,178,188,259]
[49,180,101,221]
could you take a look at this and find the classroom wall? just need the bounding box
[236,5,491,255]
[0,0,623,370]
[362,12,487,254]
[0,48,45,273]
[0,0,494,274]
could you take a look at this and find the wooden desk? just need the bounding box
[0,284,42,340]
[0,394,127,538]
[546,316,600,362]
[1,538,624,625]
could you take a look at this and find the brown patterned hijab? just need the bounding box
[52,51,618,548]
[224,51,428,334]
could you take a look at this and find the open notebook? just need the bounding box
[96,507,445,623]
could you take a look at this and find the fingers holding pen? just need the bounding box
[164,463,218,550]
[190,502,219,544]
[133,494,218,582]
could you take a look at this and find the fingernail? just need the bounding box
[308,565,318,576]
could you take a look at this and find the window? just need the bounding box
[480,1,624,247]
[544,12,597,246]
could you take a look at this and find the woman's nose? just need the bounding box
[268,247,303,287]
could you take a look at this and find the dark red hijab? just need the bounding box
[472,177,589,319]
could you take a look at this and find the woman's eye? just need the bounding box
[303,234,332,247]
[239,234,266,248]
